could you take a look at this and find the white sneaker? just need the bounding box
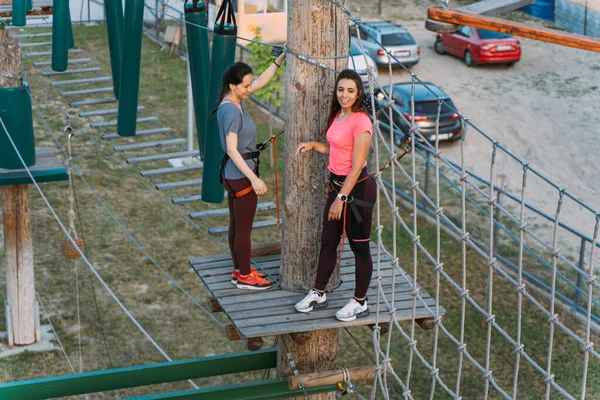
[295,290,328,313]
[335,298,369,322]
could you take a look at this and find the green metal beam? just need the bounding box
[127,379,339,400]
[0,349,277,399]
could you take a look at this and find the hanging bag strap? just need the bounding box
[214,0,237,34]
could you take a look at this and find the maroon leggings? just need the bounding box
[314,172,376,299]
[225,177,257,276]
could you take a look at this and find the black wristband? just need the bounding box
[273,60,281,68]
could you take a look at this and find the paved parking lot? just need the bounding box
[375,19,600,239]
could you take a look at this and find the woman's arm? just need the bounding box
[295,141,330,156]
[250,52,285,94]
[225,133,268,195]
[327,132,371,221]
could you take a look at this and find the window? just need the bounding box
[478,29,512,39]
[381,33,416,46]
[244,0,286,14]
[414,99,455,115]
[458,26,473,38]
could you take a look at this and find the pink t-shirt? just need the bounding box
[326,111,373,175]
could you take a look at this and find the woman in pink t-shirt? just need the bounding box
[294,69,377,322]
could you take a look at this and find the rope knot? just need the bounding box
[484,370,493,380]
[392,207,400,217]
[434,149,442,158]
[544,374,555,384]
[430,367,440,377]
[488,257,497,265]
[436,207,444,216]
[388,307,397,315]
[402,390,412,397]
[460,289,470,298]
[392,257,400,267]
[558,188,566,197]
[548,313,559,324]
[412,235,421,244]
[522,161,529,170]
[519,223,527,231]
[514,344,525,353]
[587,275,597,285]
[460,173,469,182]
[517,283,527,293]
[376,224,384,233]
[461,232,470,241]
[372,120,380,128]
[488,196,497,206]
[458,343,467,352]
[409,340,418,349]
[584,342,594,352]
[552,248,561,258]
[411,181,419,189]
[435,263,444,272]
[486,314,495,323]
[412,287,421,297]
[376,273,383,280]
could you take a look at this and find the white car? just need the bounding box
[348,40,378,84]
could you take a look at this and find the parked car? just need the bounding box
[348,40,379,83]
[374,82,462,146]
[350,21,420,67]
[435,26,521,67]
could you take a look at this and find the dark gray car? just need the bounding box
[375,82,462,146]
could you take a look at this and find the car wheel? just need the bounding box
[506,61,516,67]
[464,50,474,67]
[434,38,445,55]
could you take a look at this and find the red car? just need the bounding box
[435,26,521,67]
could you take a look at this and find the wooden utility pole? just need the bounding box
[0,28,38,346]
[279,1,349,398]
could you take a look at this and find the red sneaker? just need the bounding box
[231,268,266,285]
[236,270,272,290]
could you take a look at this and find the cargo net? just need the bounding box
[285,1,600,399]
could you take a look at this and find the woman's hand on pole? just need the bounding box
[328,199,343,221]
[295,142,314,156]
[251,177,269,196]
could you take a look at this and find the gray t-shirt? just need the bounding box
[217,101,258,179]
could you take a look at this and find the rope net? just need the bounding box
[312,1,599,399]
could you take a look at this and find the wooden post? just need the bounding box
[279,1,349,398]
[0,29,38,346]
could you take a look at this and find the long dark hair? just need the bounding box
[210,61,253,115]
[323,69,366,135]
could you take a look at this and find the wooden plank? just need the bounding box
[235,297,437,332]
[190,202,276,220]
[227,285,416,320]
[240,301,437,338]
[427,6,600,52]
[0,148,68,186]
[156,178,202,191]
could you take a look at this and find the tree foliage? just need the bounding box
[247,27,283,109]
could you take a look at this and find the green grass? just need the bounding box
[0,21,598,400]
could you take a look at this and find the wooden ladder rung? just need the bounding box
[209,219,280,235]
[127,150,200,164]
[156,178,202,191]
[113,138,185,152]
[190,202,275,220]
[90,116,158,128]
[102,127,170,140]
[141,163,203,178]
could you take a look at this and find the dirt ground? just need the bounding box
[366,16,600,247]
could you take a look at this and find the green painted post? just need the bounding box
[51,0,69,72]
[184,1,210,159]
[104,0,124,99]
[67,8,75,49]
[117,0,144,137]
[201,22,237,203]
[11,0,26,26]
[0,85,36,169]
[26,0,32,11]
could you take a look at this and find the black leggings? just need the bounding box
[314,172,376,299]
[225,177,257,276]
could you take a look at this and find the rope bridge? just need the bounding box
[297,1,599,399]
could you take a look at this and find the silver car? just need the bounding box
[348,40,379,84]
[350,21,420,68]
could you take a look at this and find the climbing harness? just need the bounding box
[220,129,284,226]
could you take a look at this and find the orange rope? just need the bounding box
[341,202,348,252]
[270,134,281,229]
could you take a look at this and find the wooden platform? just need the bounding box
[0,148,68,186]
[190,244,444,339]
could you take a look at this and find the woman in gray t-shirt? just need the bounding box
[212,57,284,290]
